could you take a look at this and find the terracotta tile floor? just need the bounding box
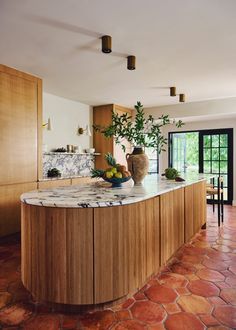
[0,205,236,329]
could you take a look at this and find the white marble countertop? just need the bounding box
[21,173,211,208]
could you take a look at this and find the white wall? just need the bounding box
[145,99,236,205]
[43,92,92,151]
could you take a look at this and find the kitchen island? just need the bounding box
[21,174,207,306]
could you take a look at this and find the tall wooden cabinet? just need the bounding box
[0,65,42,236]
[93,104,132,169]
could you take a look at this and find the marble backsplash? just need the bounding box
[43,153,95,178]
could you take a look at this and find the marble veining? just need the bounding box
[42,153,95,178]
[21,173,210,208]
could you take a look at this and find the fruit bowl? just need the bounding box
[103,176,132,188]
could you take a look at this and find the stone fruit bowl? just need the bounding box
[103,175,132,188]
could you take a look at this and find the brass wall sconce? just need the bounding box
[179,94,185,102]
[42,118,52,130]
[127,55,136,70]
[170,87,176,97]
[101,35,112,53]
[78,124,92,136]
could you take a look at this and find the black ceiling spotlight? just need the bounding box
[170,86,176,97]
[101,35,112,53]
[179,94,185,102]
[127,55,136,70]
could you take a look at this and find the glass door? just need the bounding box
[169,132,199,173]
[199,129,233,204]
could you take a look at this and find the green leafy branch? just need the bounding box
[93,101,184,152]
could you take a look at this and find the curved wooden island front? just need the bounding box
[21,175,206,306]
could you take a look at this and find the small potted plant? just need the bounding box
[94,101,183,184]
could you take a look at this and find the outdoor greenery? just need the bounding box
[94,101,184,152]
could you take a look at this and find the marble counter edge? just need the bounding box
[21,175,208,209]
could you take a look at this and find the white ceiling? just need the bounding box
[1,0,236,108]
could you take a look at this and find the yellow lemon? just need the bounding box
[111,167,117,174]
[105,171,113,179]
[115,172,122,179]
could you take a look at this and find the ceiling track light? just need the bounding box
[101,35,112,53]
[170,87,176,97]
[127,55,136,70]
[179,94,185,102]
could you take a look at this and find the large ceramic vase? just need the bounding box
[126,147,149,184]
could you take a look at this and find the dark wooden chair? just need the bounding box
[206,176,224,226]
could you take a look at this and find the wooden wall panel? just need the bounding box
[93,105,114,169]
[0,71,38,184]
[0,182,37,237]
[21,204,94,305]
[93,104,132,169]
[160,188,184,264]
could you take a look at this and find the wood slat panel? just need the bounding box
[0,182,37,237]
[0,71,38,184]
[71,177,97,185]
[21,204,94,304]
[94,197,160,304]
[160,188,184,264]
[184,184,194,242]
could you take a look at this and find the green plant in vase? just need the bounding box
[94,101,184,184]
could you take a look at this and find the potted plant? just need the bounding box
[94,101,183,184]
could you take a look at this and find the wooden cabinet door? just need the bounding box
[0,70,38,184]
[0,182,37,237]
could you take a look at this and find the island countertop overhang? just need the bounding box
[20,173,210,208]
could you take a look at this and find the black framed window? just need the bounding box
[169,128,233,204]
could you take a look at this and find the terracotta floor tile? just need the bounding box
[158,273,188,288]
[134,291,147,301]
[130,301,166,324]
[121,298,135,309]
[165,312,204,330]
[208,296,227,306]
[206,250,231,261]
[178,254,203,264]
[196,268,225,282]
[0,303,33,326]
[208,326,231,330]
[169,262,196,275]
[202,259,228,271]
[215,281,231,290]
[115,309,131,321]
[188,279,220,297]
[225,273,236,286]
[79,310,116,329]
[148,324,165,330]
[112,319,146,330]
[181,246,207,256]
[163,303,181,314]
[175,287,190,295]
[0,292,12,309]
[213,305,236,328]
[145,284,177,304]
[61,315,78,329]
[199,314,220,326]
[23,314,60,330]
[229,265,236,274]
[220,288,236,305]
[177,294,212,314]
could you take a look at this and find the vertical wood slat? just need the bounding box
[21,204,94,304]
[93,197,160,304]
[185,181,207,243]
[160,188,185,265]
